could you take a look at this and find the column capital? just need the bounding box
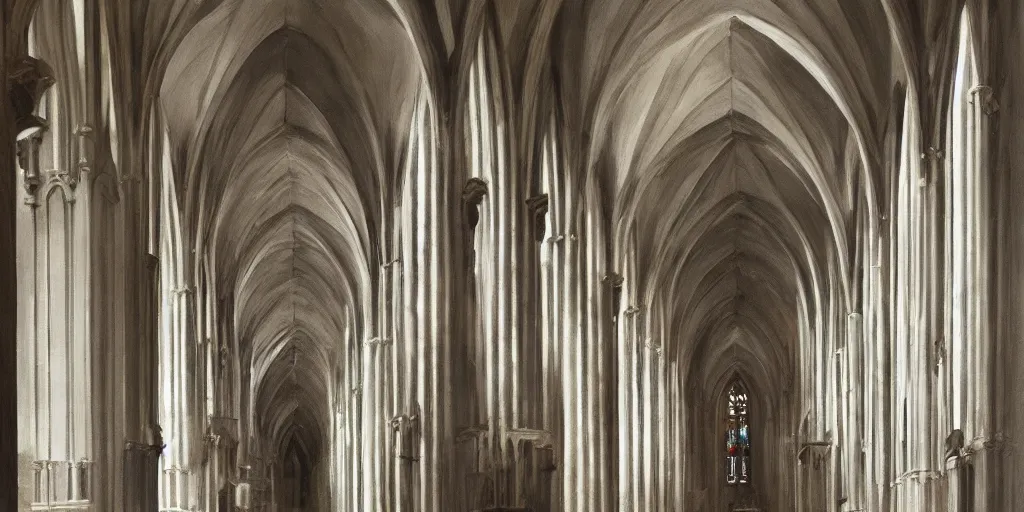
[389,411,420,433]
[919,147,944,186]
[545,232,579,244]
[602,272,624,289]
[172,285,194,297]
[966,431,1012,456]
[796,441,831,466]
[890,468,941,487]
[968,84,1000,115]
[920,146,944,161]
[642,338,663,356]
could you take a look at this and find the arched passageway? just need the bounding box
[4,0,1024,511]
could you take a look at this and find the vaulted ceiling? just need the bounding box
[551,0,895,403]
[158,0,424,461]
[147,0,916,462]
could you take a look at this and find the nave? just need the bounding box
[2,0,1024,511]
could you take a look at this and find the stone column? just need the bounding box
[399,93,453,512]
[912,145,943,510]
[844,312,865,511]
[123,440,162,510]
[203,431,220,512]
[616,239,641,512]
[604,272,624,511]
[526,193,549,433]
[390,409,420,512]
[871,217,892,512]
[966,83,998,511]
[15,129,44,512]
[798,442,832,512]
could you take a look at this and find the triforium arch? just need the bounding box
[4,0,1024,511]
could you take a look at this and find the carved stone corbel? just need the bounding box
[944,429,965,461]
[525,193,549,242]
[10,56,53,204]
[969,85,999,116]
[462,178,488,268]
[390,407,421,462]
[9,55,54,141]
[462,178,488,231]
[603,272,624,323]
[797,441,831,469]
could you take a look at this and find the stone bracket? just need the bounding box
[968,85,999,115]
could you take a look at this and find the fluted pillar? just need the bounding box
[616,234,640,511]
[891,136,942,510]
[399,91,453,512]
[844,312,865,511]
[870,216,892,512]
[965,83,998,511]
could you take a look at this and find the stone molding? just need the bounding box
[890,469,941,487]
[364,336,392,348]
[124,440,164,456]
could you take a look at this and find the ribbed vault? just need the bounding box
[571,11,886,393]
[157,0,423,481]
[555,2,894,507]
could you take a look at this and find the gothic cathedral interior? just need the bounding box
[3,0,1024,511]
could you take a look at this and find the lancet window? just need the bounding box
[725,380,751,484]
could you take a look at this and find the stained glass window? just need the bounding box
[725,380,751,484]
